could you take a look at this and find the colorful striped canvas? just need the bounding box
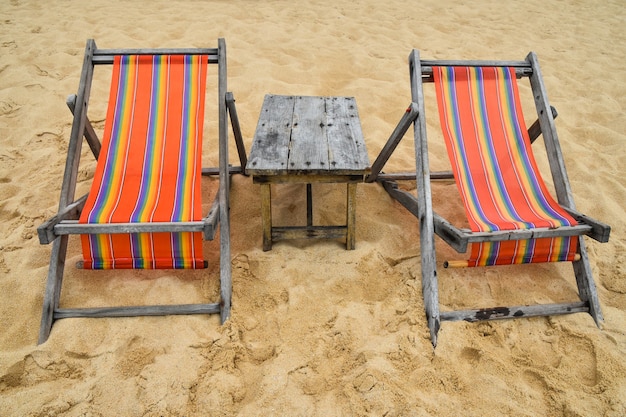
[79,55,208,269]
[433,66,578,266]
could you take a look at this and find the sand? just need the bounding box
[1,0,625,415]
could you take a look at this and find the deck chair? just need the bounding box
[36,39,247,344]
[367,50,610,347]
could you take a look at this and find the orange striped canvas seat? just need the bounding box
[432,65,578,267]
[80,55,207,269]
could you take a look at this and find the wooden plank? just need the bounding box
[39,40,97,344]
[54,220,208,235]
[306,184,313,227]
[433,212,468,253]
[38,236,69,344]
[376,171,454,181]
[261,184,272,251]
[226,92,248,170]
[528,106,558,144]
[201,166,244,176]
[66,94,101,159]
[420,59,532,82]
[94,47,218,55]
[572,237,604,324]
[346,183,357,250]
[527,52,575,208]
[38,194,88,244]
[325,97,370,174]
[366,103,419,183]
[252,174,363,185]
[527,52,604,327]
[272,226,347,241]
[380,180,419,217]
[562,207,611,243]
[203,194,220,241]
[217,37,232,324]
[93,49,219,65]
[421,59,531,68]
[60,40,96,210]
[288,96,329,173]
[410,49,441,347]
[465,224,593,243]
[54,303,221,319]
[440,301,588,323]
[247,94,295,175]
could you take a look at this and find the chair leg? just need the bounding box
[38,236,69,344]
[420,232,440,347]
[573,237,603,326]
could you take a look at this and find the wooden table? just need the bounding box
[246,94,371,250]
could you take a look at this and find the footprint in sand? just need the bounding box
[522,370,551,413]
[0,100,21,116]
[558,334,598,387]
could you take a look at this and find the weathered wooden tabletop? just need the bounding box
[246,95,370,176]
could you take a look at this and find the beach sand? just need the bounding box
[1,0,625,415]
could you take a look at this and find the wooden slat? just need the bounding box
[410,49,441,347]
[66,94,101,159]
[261,184,272,251]
[38,236,69,344]
[528,106,558,144]
[376,171,455,181]
[464,224,593,243]
[203,194,220,241]
[54,220,208,235]
[95,47,218,55]
[346,183,357,250]
[92,48,219,65]
[325,96,370,173]
[562,207,611,243]
[440,302,588,323]
[38,194,88,244]
[527,52,604,326]
[39,40,97,344]
[201,166,244,176]
[272,225,347,241]
[288,96,329,173]
[226,92,248,170]
[246,95,295,174]
[54,303,221,319]
[217,37,232,324]
[366,103,419,183]
[60,40,96,209]
[252,174,364,184]
[421,59,531,68]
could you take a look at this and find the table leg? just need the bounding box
[261,183,272,251]
[306,183,313,227]
[346,183,357,250]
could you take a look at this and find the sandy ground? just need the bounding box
[1,0,625,416]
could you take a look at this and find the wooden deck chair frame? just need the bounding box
[367,50,610,347]
[36,39,248,344]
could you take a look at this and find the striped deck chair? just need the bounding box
[368,50,610,347]
[37,39,247,344]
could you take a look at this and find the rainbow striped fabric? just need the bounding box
[433,66,578,266]
[79,55,208,269]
